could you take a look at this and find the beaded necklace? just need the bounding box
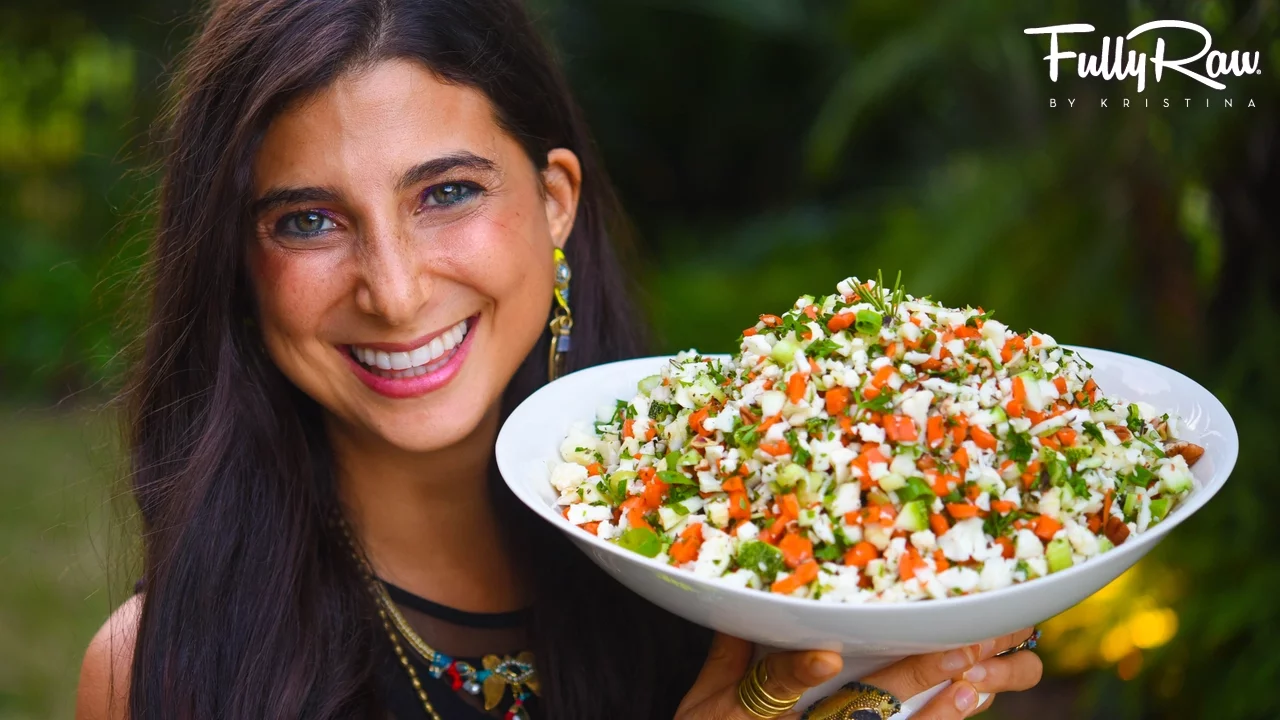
[339,519,539,719]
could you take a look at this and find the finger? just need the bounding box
[960,651,1043,694]
[705,650,841,720]
[759,649,843,700]
[973,692,997,714]
[861,644,979,701]
[912,680,982,720]
[677,633,754,712]
[982,627,1037,661]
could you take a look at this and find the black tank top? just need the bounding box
[378,580,543,720]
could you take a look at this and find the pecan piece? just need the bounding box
[1105,516,1131,546]
[1165,441,1205,467]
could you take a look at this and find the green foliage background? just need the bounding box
[1,1,1277,718]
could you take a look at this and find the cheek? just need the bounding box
[249,246,348,355]
[446,199,555,354]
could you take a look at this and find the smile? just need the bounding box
[347,317,472,380]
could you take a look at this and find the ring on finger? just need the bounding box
[799,681,901,720]
[737,658,802,718]
[995,628,1041,657]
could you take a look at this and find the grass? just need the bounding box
[0,405,134,720]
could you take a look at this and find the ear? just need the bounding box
[541,148,582,250]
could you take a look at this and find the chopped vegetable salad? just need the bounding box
[550,276,1204,602]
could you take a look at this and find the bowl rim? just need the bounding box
[495,346,1239,613]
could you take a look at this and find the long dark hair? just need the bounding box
[126,0,709,717]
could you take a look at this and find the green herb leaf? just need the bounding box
[735,540,786,583]
[617,527,662,558]
[658,470,696,486]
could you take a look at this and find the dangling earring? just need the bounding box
[547,247,573,382]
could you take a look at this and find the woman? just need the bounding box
[76,1,1042,718]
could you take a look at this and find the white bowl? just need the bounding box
[495,348,1237,713]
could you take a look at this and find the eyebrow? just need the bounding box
[249,151,498,217]
[395,151,498,192]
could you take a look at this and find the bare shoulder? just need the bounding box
[76,594,142,720]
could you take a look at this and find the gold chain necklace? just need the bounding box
[338,517,539,720]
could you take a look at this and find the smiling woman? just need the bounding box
[74,2,1039,719]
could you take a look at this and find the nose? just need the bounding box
[353,222,431,325]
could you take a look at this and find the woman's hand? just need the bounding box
[674,628,1042,719]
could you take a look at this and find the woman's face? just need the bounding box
[247,59,581,453]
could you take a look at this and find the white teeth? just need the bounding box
[409,345,431,367]
[352,318,471,373]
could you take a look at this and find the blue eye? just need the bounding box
[277,211,336,237]
[423,182,479,207]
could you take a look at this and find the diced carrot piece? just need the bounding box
[727,491,751,520]
[669,523,704,564]
[882,415,919,443]
[803,305,818,320]
[1053,377,1068,395]
[931,473,957,497]
[779,493,801,521]
[1056,428,1077,447]
[622,418,635,438]
[870,365,895,389]
[1086,514,1102,534]
[995,536,1015,559]
[954,326,981,339]
[809,357,821,375]
[843,542,878,567]
[991,500,1017,514]
[743,327,758,337]
[626,508,651,532]
[771,559,819,594]
[586,462,603,477]
[929,512,951,536]
[950,417,968,445]
[825,386,851,416]
[838,415,854,439]
[1040,435,1061,451]
[1006,398,1024,419]
[786,371,808,404]
[899,547,924,581]
[1001,335,1026,363]
[970,425,997,451]
[926,416,945,449]
[933,548,950,571]
[642,473,668,508]
[778,532,814,568]
[965,484,982,501]
[1102,489,1114,521]
[1034,515,1063,541]
[721,475,745,493]
[759,439,792,456]
[688,407,712,436]
[582,521,600,535]
[953,447,970,472]
[760,314,783,327]
[645,424,657,441]
[1027,410,1048,426]
[946,503,980,519]
[827,312,855,332]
